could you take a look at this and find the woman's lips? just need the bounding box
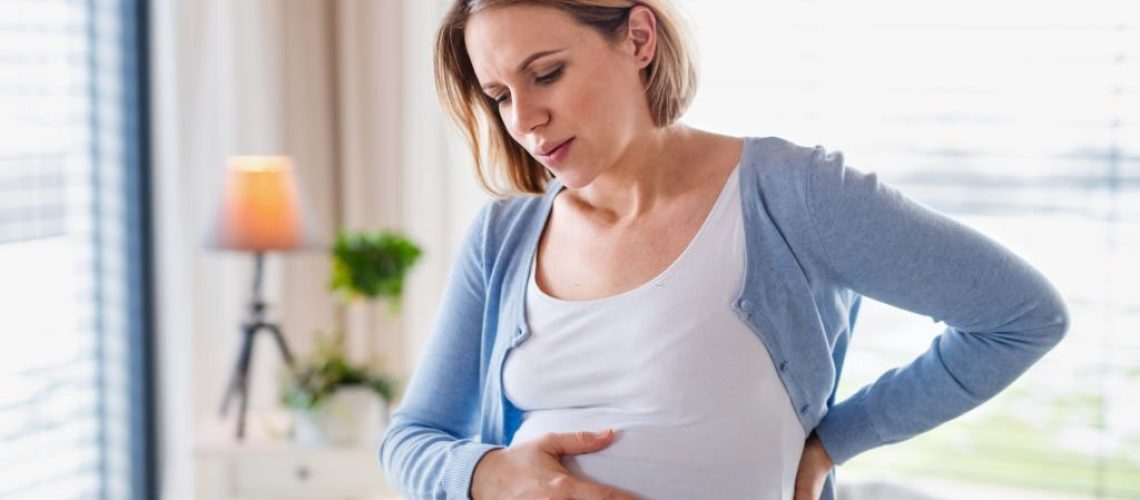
[538,138,574,166]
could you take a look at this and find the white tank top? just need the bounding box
[502,163,807,499]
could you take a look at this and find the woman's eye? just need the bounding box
[536,66,563,84]
[488,66,562,107]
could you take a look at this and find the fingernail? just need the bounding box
[594,429,612,439]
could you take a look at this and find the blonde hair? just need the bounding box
[435,0,699,196]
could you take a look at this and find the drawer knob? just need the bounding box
[296,465,310,480]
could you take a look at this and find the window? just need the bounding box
[678,0,1138,497]
[0,0,154,499]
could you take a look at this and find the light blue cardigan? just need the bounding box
[379,136,1070,499]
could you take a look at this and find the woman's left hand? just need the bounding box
[794,431,835,500]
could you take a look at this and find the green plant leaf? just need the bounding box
[278,330,400,411]
[329,229,423,306]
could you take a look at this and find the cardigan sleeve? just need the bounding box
[804,146,1071,465]
[378,201,503,500]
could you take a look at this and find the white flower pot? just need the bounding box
[291,386,389,446]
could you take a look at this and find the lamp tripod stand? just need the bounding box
[219,251,296,440]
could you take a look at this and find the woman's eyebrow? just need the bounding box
[480,48,567,91]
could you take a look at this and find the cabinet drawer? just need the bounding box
[232,449,397,498]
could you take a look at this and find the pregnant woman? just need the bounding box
[379,1,1071,499]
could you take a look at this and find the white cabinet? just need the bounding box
[195,440,402,500]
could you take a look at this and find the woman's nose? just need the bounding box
[510,94,548,133]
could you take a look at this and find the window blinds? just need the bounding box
[0,0,151,498]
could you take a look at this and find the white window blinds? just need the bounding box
[0,0,152,498]
[678,0,1138,497]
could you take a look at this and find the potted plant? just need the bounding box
[280,330,398,445]
[280,229,422,445]
[329,229,423,311]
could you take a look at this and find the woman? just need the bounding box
[379,1,1071,499]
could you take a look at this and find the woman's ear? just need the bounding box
[626,5,657,69]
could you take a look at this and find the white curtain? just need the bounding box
[150,0,485,498]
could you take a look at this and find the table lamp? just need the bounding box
[207,155,323,440]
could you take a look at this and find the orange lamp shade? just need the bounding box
[214,156,304,251]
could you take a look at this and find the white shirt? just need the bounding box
[502,163,806,499]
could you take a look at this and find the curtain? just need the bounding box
[150,0,485,497]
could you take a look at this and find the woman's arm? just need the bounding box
[804,146,1071,466]
[378,202,502,499]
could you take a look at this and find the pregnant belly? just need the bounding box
[509,410,799,500]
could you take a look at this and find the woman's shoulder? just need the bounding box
[464,187,556,259]
[741,135,828,174]
[481,187,555,227]
[678,129,821,186]
[737,135,848,199]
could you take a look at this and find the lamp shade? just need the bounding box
[207,156,323,251]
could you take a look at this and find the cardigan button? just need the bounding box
[779,361,789,372]
[799,404,810,414]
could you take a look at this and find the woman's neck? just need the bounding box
[569,125,697,222]
[566,125,739,226]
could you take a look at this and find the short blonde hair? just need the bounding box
[435,0,699,196]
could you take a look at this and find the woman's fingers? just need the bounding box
[793,432,832,500]
[538,429,615,457]
[533,430,640,499]
[567,477,641,500]
[472,428,639,499]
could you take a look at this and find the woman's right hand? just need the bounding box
[470,429,640,500]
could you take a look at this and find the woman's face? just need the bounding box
[464,4,655,188]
